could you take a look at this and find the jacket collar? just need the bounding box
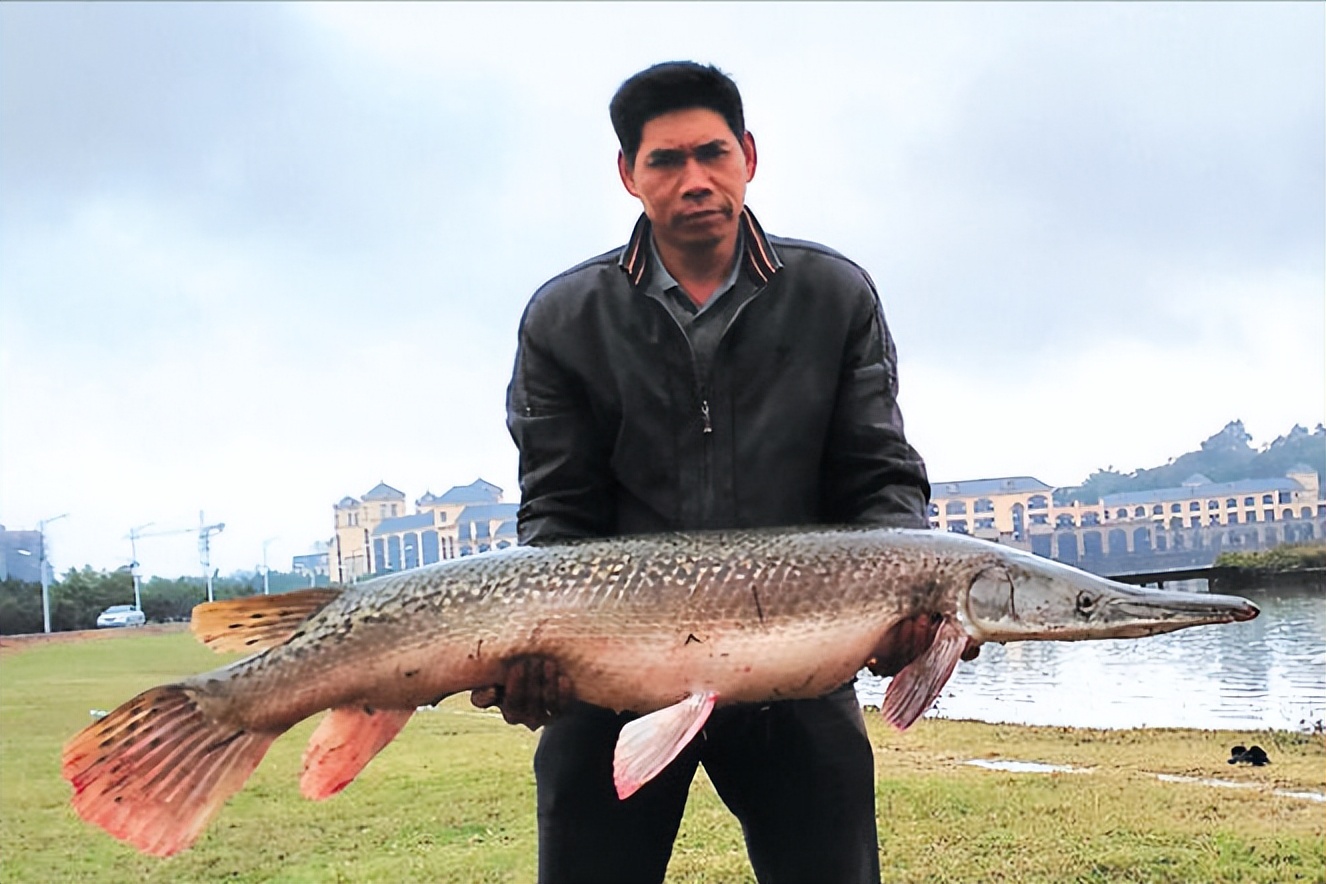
[619,206,784,289]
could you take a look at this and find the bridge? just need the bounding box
[990,516,1324,585]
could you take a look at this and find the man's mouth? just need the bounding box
[675,208,730,226]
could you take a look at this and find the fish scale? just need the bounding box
[179,529,961,732]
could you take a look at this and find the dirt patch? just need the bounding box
[0,623,187,655]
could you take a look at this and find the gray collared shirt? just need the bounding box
[646,231,745,317]
[645,232,758,383]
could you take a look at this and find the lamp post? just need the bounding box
[262,537,278,595]
[38,513,69,633]
[127,522,154,612]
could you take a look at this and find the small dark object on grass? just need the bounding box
[1228,745,1271,766]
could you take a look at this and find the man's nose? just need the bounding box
[679,159,712,200]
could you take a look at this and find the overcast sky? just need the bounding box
[2,2,1322,579]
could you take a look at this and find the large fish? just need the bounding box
[63,527,1257,856]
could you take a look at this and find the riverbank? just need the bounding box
[1,630,1321,883]
[1211,542,1326,592]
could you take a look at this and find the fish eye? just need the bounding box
[1075,591,1097,615]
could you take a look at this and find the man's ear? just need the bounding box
[618,150,639,197]
[742,131,758,183]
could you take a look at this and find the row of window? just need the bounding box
[337,503,403,527]
[934,491,1306,523]
[933,495,1052,517]
[938,507,1318,533]
[1028,521,1318,560]
[1111,493,1293,520]
[353,529,515,577]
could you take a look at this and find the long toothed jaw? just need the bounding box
[962,556,1260,644]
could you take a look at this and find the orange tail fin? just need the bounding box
[301,705,414,800]
[62,685,280,856]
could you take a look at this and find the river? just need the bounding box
[854,580,1326,732]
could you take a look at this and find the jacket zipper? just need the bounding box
[645,277,771,525]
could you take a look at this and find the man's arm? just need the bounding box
[481,296,615,725]
[505,297,615,545]
[821,273,980,664]
[820,272,931,528]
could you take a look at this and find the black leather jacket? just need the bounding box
[506,208,930,544]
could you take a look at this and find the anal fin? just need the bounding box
[880,618,968,730]
[613,691,716,800]
[301,705,413,800]
[192,587,343,654]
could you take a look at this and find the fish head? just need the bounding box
[958,551,1259,643]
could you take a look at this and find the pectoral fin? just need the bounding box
[880,618,968,730]
[613,691,716,800]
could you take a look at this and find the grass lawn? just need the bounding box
[1,629,1322,883]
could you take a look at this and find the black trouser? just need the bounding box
[533,683,880,884]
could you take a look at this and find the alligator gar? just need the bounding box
[62,526,1258,856]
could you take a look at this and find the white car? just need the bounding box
[96,605,146,628]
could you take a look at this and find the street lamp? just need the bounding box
[38,513,69,634]
[262,537,278,595]
[127,522,154,612]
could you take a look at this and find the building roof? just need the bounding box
[437,479,504,504]
[1101,477,1302,507]
[457,503,519,524]
[335,496,360,509]
[931,477,1053,499]
[372,513,436,535]
[362,481,406,501]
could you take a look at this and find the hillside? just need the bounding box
[1053,421,1325,505]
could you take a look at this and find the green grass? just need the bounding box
[1215,541,1326,571]
[1,630,1322,883]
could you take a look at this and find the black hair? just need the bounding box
[609,62,745,167]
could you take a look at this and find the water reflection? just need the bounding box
[856,580,1326,732]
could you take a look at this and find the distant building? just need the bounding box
[291,540,330,583]
[0,525,43,583]
[1098,467,1322,531]
[927,476,1102,540]
[929,468,1323,542]
[330,479,517,582]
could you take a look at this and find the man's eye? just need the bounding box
[647,153,685,168]
[694,144,727,162]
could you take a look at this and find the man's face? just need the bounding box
[618,107,757,253]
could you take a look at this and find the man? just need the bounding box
[479,61,958,884]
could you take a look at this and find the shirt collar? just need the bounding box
[645,228,745,309]
[619,206,783,289]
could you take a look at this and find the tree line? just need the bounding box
[0,567,329,635]
[1054,421,1326,505]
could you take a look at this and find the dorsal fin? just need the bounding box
[190,588,343,653]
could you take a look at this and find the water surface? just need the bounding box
[855,580,1326,732]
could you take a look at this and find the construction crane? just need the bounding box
[126,513,226,604]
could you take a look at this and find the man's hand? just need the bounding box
[867,614,980,677]
[470,655,574,730]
